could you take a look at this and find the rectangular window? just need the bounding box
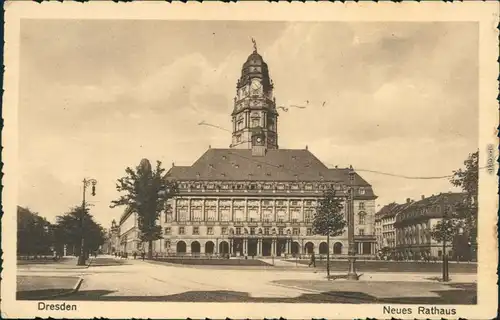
[264,228,270,235]
[236,227,241,235]
[278,228,284,235]
[207,227,213,235]
[304,209,313,222]
[179,227,185,235]
[193,227,199,235]
[222,227,227,235]
[191,205,203,221]
[359,229,365,236]
[177,207,188,221]
[164,227,171,235]
[250,227,255,235]
[293,228,300,236]
[359,202,365,210]
[306,228,312,236]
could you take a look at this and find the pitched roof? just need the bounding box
[375,202,399,219]
[166,148,372,187]
[387,192,467,225]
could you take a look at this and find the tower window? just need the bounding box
[252,118,260,127]
[236,135,241,142]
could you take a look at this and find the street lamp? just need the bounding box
[347,167,358,280]
[77,178,97,266]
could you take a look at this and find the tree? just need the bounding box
[312,188,347,278]
[17,206,53,257]
[430,218,456,244]
[111,159,178,259]
[54,206,105,257]
[450,150,478,258]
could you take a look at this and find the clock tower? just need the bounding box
[230,40,279,152]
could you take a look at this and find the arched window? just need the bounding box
[358,212,366,225]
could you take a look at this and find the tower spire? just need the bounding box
[252,38,257,53]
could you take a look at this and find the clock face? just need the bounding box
[251,80,262,94]
[256,137,262,143]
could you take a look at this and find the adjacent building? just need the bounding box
[374,202,399,255]
[393,192,467,260]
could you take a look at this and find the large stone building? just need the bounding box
[393,192,467,260]
[118,46,378,258]
[118,208,141,254]
[375,202,404,257]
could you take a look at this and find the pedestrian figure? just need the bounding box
[308,252,316,267]
[155,252,159,260]
[133,252,137,260]
[141,251,145,261]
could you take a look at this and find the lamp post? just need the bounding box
[442,196,449,282]
[347,167,358,280]
[77,178,97,266]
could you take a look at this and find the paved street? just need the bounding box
[17,256,477,303]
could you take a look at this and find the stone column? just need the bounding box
[230,198,234,221]
[230,239,233,255]
[202,198,206,222]
[188,198,192,222]
[258,239,262,256]
[272,239,276,256]
[287,200,291,222]
[215,238,219,255]
[216,199,220,221]
[245,198,248,222]
[172,199,177,222]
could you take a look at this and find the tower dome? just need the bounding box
[237,49,273,92]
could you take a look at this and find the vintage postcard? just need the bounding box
[2,1,498,319]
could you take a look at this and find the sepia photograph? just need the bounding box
[2,2,498,319]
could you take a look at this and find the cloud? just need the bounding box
[18,20,478,225]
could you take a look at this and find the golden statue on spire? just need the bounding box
[252,38,257,52]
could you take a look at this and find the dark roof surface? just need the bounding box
[380,192,467,224]
[166,148,372,186]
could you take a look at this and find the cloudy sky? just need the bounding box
[19,20,478,226]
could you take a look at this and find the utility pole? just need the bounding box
[442,196,449,282]
[77,178,97,266]
[347,167,358,280]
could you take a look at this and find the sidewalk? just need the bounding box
[17,275,82,300]
[272,279,476,304]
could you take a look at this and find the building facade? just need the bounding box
[393,193,466,260]
[150,46,378,258]
[118,208,141,254]
[374,202,401,257]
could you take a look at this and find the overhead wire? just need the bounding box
[198,120,480,181]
